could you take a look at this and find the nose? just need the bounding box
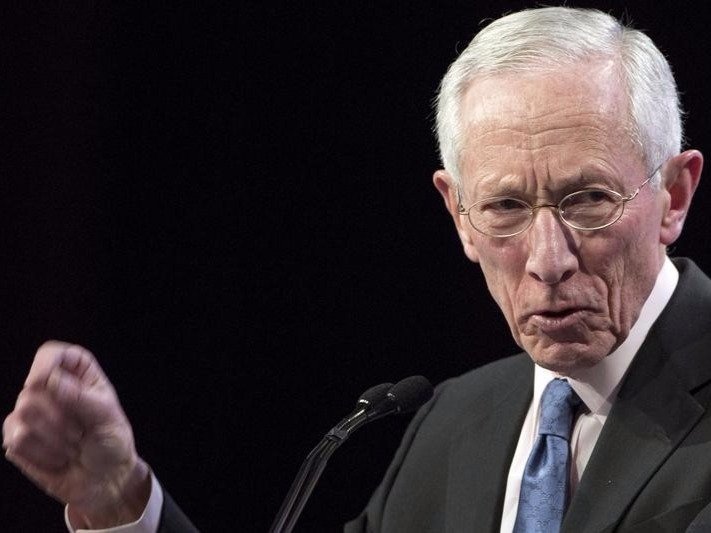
[525,208,579,284]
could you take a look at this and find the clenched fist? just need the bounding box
[3,341,151,529]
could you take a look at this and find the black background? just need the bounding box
[1,2,710,531]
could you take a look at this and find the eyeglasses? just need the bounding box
[456,165,662,238]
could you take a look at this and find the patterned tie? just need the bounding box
[513,378,581,533]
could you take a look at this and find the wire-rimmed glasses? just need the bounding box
[456,165,662,238]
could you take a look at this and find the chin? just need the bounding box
[529,343,609,375]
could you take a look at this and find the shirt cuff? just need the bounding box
[65,471,164,533]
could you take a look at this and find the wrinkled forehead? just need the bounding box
[460,61,631,142]
[456,62,643,183]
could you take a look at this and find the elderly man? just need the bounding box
[2,6,709,533]
[346,6,709,533]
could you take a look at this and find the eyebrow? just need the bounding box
[468,170,621,199]
[548,172,620,193]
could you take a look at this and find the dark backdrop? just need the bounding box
[2,2,710,531]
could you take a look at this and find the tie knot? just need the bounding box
[538,379,580,440]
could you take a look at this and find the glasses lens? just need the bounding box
[469,197,532,236]
[560,189,623,229]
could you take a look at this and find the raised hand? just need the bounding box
[3,341,151,529]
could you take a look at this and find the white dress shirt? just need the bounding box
[499,257,679,533]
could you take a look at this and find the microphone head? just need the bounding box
[358,382,394,407]
[387,375,433,413]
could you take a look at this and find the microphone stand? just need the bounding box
[268,407,366,533]
[269,376,432,533]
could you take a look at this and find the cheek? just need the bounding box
[580,221,661,328]
[476,241,527,322]
[585,252,625,324]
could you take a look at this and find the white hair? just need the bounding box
[435,7,683,186]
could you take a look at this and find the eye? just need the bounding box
[560,188,623,229]
[479,197,529,212]
[563,189,617,207]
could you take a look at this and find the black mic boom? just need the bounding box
[269,376,433,533]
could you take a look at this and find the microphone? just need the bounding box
[269,376,433,533]
[326,382,393,439]
[368,375,434,419]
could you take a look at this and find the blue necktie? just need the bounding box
[513,378,581,533]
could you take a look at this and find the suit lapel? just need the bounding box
[445,365,533,533]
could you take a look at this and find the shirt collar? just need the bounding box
[533,256,679,416]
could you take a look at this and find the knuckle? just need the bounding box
[37,340,69,358]
[6,423,31,449]
[68,343,94,359]
[13,396,42,424]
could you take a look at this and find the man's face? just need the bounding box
[437,61,672,375]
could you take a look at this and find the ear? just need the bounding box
[433,169,480,263]
[660,149,704,246]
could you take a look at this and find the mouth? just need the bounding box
[539,308,581,318]
[525,307,593,334]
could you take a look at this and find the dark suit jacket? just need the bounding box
[159,491,200,532]
[345,258,711,533]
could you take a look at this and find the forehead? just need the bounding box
[457,60,644,190]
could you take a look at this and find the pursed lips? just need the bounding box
[521,305,598,333]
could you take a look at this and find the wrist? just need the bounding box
[67,458,152,529]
